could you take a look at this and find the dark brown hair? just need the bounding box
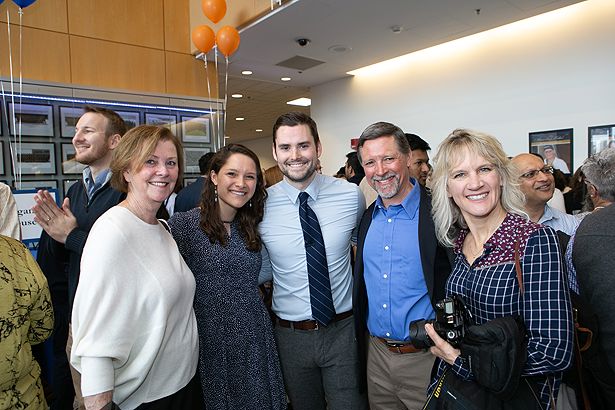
[110,125,183,193]
[199,144,267,251]
[272,112,319,146]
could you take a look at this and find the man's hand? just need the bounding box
[32,190,78,244]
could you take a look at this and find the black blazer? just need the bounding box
[352,185,453,391]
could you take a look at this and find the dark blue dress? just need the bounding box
[169,208,286,410]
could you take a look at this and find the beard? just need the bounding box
[370,172,402,199]
[280,160,317,184]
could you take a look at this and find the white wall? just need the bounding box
[242,137,276,170]
[311,0,615,176]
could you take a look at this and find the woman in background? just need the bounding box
[426,129,573,409]
[0,235,53,410]
[71,126,201,410]
[169,144,286,410]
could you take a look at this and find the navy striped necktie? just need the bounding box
[298,191,335,325]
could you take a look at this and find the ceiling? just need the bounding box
[214,0,583,143]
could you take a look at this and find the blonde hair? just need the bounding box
[431,129,526,246]
[110,125,183,193]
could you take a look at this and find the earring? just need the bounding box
[249,200,252,208]
[214,187,218,202]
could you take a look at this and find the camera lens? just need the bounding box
[409,319,434,349]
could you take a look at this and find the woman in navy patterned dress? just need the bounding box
[426,129,573,409]
[169,144,286,410]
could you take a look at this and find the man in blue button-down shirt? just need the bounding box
[353,122,452,410]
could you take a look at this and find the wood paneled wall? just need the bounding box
[0,0,217,98]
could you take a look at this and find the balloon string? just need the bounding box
[18,7,24,189]
[224,56,229,147]
[203,58,216,152]
[6,9,19,188]
[215,48,221,147]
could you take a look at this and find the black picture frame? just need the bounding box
[146,112,178,135]
[184,147,210,173]
[17,179,58,190]
[61,143,86,175]
[7,102,54,137]
[529,128,573,175]
[59,106,84,138]
[181,115,211,143]
[116,110,141,130]
[588,124,615,156]
[13,142,57,175]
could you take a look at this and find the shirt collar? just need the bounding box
[82,167,112,196]
[279,172,323,205]
[374,177,420,218]
[539,204,555,224]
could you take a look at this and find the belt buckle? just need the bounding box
[312,321,319,331]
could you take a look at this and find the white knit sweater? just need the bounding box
[71,206,198,409]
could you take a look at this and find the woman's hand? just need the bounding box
[425,323,461,365]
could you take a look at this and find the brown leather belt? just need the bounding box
[276,310,353,331]
[377,337,424,354]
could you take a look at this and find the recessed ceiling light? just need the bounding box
[256,129,263,132]
[281,77,291,82]
[231,93,243,98]
[235,117,245,121]
[287,97,311,107]
[241,70,253,75]
[328,45,351,53]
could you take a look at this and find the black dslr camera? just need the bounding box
[409,295,472,349]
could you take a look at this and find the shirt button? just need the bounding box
[385,332,391,337]
[383,273,388,279]
[382,303,387,309]
[387,218,392,223]
[384,245,389,250]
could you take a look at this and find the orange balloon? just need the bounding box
[192,25,216,53]
[202,0,226,24]
[216,26,240,57]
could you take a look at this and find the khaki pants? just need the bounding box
[66,324,85,410]
[366,335,435,410]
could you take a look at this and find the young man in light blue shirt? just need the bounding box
[259,112,366,410]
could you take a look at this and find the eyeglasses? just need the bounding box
[519,165,554,180]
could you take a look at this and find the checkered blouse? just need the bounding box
[430,213,573,409]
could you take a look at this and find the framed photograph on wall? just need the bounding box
[59,106,84,138]
[116,110,141,130]
[588,124,615,156]
[13,142,56,175]
[0,142,4,176]
[146,113,177,135]
[63,179,80,197]
[184,147,210,173]
[8,102,54,137]
[181,115,211,143]
[529,128,573,174]
[17,180,58,190]
[61,143,86,174]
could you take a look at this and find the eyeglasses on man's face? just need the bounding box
[519,165,554,180]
